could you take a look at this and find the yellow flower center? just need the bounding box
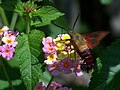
[0,29,4,33]
[48,47,54,51]
[54,64,58,69]
[64,62,68,68]
[6,39,12,44]
[35,86,41,90]
[46,41,51,45]
[76,64,80,70]
[47,54,56,61]
[58,51,68,58]
[5,50,10,54]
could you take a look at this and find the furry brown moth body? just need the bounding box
[69,30,109,72]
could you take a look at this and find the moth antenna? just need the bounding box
[72,13,80,31]
[52,22,69,31]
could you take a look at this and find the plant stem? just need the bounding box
[10,12,18,30]
[26,13,31,35]
[45,76,54,90]
[0,6,9,26]
[1,59,15,90]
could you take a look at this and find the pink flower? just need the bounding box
[42,37,56,54]
[0,26,9,36]
[0,46,2,56]
[1,45,15,60]
[58,87,73,90]
[34,82,73,90]
[59,58,72,74]
[42,46,56,54]
[48,61,61,76]
[2,36,18,47]
[73,60,83,76]
[50,82,62,87]
[42,37,54,47]
[34,82,46,90]
[44,54,57,65]
[2,26,9,31]
[48,82,62,90]
[4,30,19,37]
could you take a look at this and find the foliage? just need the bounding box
[31,6,64,27]
[89,39,120,90]
[0,79,22,89]
[0,0,64,89]
[100,0,113,5]
[13,30,45,90]
[0,0,20,11]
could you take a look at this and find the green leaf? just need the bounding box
[100,0,113,5]
[14,1,24,16]
[89,39,120,90]
[0,80,9,89]
[15,17,25,32]
[31,6,64,27]
[0,0,20,11]
[35,0,43,2]
[0,0,24,16]
[14,30,45,90]
[0,79,22,89]
[39,70,51,85]
[52,16,70,31]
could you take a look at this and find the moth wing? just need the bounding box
[82,31,109,49]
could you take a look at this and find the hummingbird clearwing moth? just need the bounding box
[69,30,109,72]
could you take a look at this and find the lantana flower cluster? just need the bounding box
[0,26,19,60]
[42,34,83,77]
[34,82,72,90]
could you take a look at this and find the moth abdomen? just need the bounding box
[81,49,94,68]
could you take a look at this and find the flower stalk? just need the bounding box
[1,59,15,90]
[45,76,54,90]
[10,12,18,30]
[0,0,9,26]
[26,13,31,35]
